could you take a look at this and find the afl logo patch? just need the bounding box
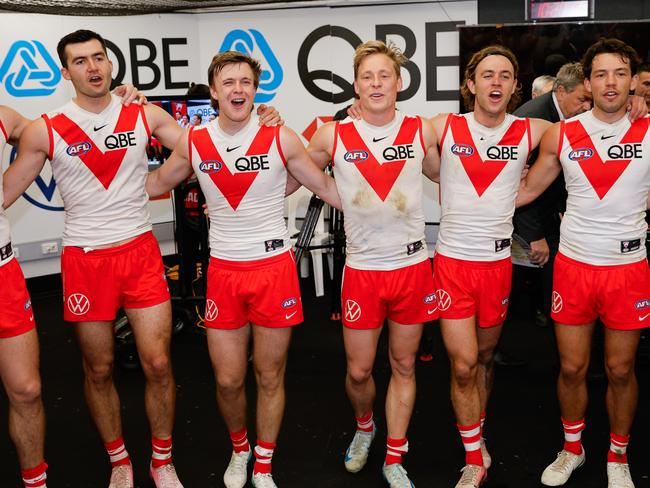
[199,160,223,174]
[568,148,593,161]
[451,143,474,156]
[344,150,368,163]
[66,141,92,157]
[423,293,436,304]
[635,299,650,310]
[281,297,297,308]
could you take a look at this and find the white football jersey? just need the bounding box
[332,112,428,270]
[45,94,152,247]
[190,116,290,261]
[437,113,531,261]
[558,111,650,265]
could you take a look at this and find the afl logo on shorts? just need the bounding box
[451,144,474,157]
[436,289,451,311]
[551,291,563,313]
[635,299,650,310]
[24,298,32,311]
[568,148,593,161]
[67,293,90,315]
[281,297,297,308]
[199,160,223,174]
[205,299,219,322]
[344,299,362,322]
[423,293,436,304]
[66,141,92,157]
[344,150,368,163]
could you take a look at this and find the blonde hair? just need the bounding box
[353,40,407,79]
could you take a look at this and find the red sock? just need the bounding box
[607,432,629,463]
[385,437,408,465]
[356,412,374,432]
[561,418,585,455]
[104,437,131,468]
[458,421,483,466]
[230,428,250,453]
[151,436,173,468]
[21,462,47,488]
[253,440,276,474]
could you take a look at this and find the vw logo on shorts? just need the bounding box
[205,299,219,322]
[436,289,451,311]
[0,40,61,97]
[551,291,563,314]
[67,293,90,315]
[344,299,362,322]
[219,29,283,103]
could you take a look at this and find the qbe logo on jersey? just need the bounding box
[0,40,61,97]
[218,29,283,103]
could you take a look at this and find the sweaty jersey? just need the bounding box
[332,113,427,270]
[558,111,650,265]
[437,113,532,261]
[0,119,14,268]
[189,115,290,261]
[44,94,152,247]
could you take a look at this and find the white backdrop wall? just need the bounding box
[0,2,477,277]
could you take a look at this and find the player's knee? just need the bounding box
[477,346,495,366]
[8,378,42,406]
[559,360,588,383]
[216,374,245,396]
[84,361,114,386]
[390,355,416,379]
[141,354,171,381]
[255,368,283,394]
[347,363,373,385]
[605,357,635,385]
[451,359,477,386]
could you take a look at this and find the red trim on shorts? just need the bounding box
[331,121,340,167]
[439,113,453,148]
[63,231,155,258]
[557,120,566,158]
[210,249,294,270]
[275,125,287,166]
[0,117,8,141]
[140,105,152,139]
[556,252,646,271]
[41,114,54,161]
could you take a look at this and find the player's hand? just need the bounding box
[529,238,550,266]
[113,84,147,106]
[627,94,648,122]
[347,99,362,120]
[520,164,530,181]
[257,104,283,126]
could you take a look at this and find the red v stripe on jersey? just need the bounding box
[50,104,140,190]
[565,119,649,200]
[450,116,527,197]
[338,117,418,201]
[192,126,275,211]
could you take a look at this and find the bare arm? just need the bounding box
[0,105,31,146]
[528,117,553,149]
[146,129,193,197]
[145,103,184,150]
[287,121,337,197]
[420,116,441,182]
[282,126,341,210]
[3,118,49,208]
[516,122,563,208]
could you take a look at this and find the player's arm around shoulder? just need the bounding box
[281,125,341,211]
[144,103,183,150]
[3,117,49,209]
[420,115,441,183]
[0,105,31,146]
[306,121,337,170]
[146,127,193,198]
[517,122,563,208]
[528,117,553,150]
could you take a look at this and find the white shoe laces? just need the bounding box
[109,465,133,488]
[608,463,634,488]
[253,472,278,488]
[548,451,580,475]
[348,430,374,458]
[383,464,412,487]
[458,465,484,487]
[152,464,183,488]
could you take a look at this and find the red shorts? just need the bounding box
[551,253,650,330]
[61,232,170,322]
[341,259,437,329]
[0,259,35,338]
[433,253,512,327]
[205,250,303,329]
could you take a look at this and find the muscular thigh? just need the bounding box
[0,328,40,395]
